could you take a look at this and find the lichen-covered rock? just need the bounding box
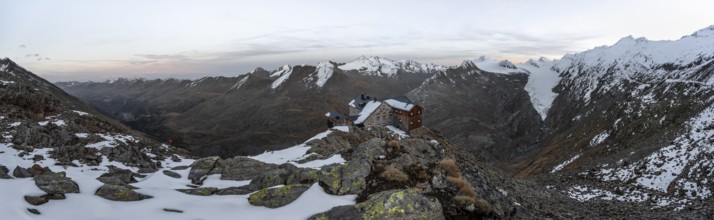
[307,205,360,220]
[286,168,320,185]
[355,189,445,220]
[95,184,152,201]
[248,184,311,208]
[162,170,181,178]
[318,164,344,195]
[34,173,80,194]
[188,156,219,185]
[176,187,219,196]
[220,156,278,181]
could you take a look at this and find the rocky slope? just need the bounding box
[509,26,714,210]
[407,61,543,166]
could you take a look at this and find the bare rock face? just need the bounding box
[407,64,543,166]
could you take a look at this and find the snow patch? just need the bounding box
[589,131,609,147]
[385,125,409,139]
[250,129,346,169]
[72,110,89,116]
[551,153,581,173]
[313,62,334,87]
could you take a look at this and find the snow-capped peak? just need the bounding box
[338,56,445,77]
[302,61,334,88]
[554,25,714,86]
[460,60,477,69]
[270,65,293,89]
[686,25,714,38]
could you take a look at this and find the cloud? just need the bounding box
[128,60,157,65]
[19,44,27,48]
[25,53,40,57]
[221,49,305,57]
[134,54,187,60]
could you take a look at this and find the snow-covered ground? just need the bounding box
[0,126,357,220]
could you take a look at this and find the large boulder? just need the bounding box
[95,184,152,201]
[355,189,445,220]
[188,156,219,185]
[248,184,311,208]
[34,173,79,194]
[220,156,278,181]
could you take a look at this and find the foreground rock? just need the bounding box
[310,189,445,220]
[95,184,152,201]
[34,173,80,194]
[248,184,311,208]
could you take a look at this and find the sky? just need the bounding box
[1,0,714,82]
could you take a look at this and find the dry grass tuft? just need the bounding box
[447,176,476,198]
[416,170,431,182]
[387,140,401,152]
[439,158,461,177]
[453,195,476,205]
[473,198,494,215]
[379,166,409,182]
